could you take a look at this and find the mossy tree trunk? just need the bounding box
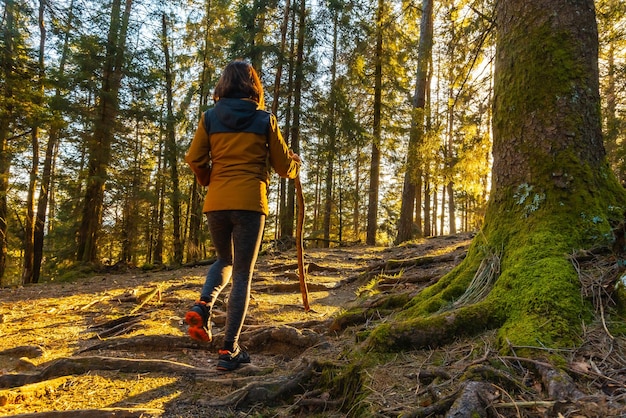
[366,0,626,352]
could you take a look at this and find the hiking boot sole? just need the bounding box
[184,311,211,342]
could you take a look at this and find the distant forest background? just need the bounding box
[1,0,624,286]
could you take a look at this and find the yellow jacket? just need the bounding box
[185,98,300,215]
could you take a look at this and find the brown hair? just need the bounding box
[213,60,265,109]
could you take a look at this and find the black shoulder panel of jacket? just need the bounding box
[204,109,271,135]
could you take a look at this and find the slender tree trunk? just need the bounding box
[444,15,457,236]
[353,147,361,239]
[322,8,339,248]
[22,0,46,284]
[33,0,74,283]
[153,134,166,265]
[282,0,306,240]
[447,182,455,234]
[77,0,133,263]
[271,0,290,116]
[23,115,39,284]
[270,0,291,243]
[603,42,623,183]
[121,120,143,263]
[423,175,431,236]
[277,7,295,239]
[0,127,8,282]
[161,14,183,265]
[249,0,266,75]
[396,0,433,244]
[366,0,384,245]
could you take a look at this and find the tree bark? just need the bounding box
[22,0,46,284]
[161,14,183,265]
[396,0,433,244]
[366,0,384,246]
[76,0,133,263]
[322,8,339,248]
[33,0,74,283]
[282,0,306,240]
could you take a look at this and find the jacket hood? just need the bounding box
[214,98,259,131]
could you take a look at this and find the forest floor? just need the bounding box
[0,233,625,417]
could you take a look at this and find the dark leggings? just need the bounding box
[201,210,265,352]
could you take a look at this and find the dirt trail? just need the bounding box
[0,239,421,416]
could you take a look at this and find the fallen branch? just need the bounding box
[91,318,145,339]
[254,282,338,293]
[89,314,145,331]
[79,296,108,311]
[130,286,161,314]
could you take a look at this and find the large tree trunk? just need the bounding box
[366,0,626,352]
[396,0,433,244]
[366,0,384,246]
[76,0,132,263]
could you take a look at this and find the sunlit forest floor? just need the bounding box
[1,233,625,417]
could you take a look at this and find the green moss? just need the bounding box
[399,245,484,317]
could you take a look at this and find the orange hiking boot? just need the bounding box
[184,301,211,342]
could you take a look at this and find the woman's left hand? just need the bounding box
[289,151,302,163]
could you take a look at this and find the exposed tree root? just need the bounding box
[366,302,500,351]
[89,315,146,339]
[244,325,322,359]
[7,407,163,417]
[536,362,586,400]
[384,253,460,271]
[447,380,496,417]
[204,359,319,409]
[0,345,44,359]
[329,293,412,332]
[78,334,212,354]
[0,356,211,389]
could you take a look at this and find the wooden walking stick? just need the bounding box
[294,175,310,311]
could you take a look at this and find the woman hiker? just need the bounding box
[184,60,301,371]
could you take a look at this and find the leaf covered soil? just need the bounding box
[0,233,625,417]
